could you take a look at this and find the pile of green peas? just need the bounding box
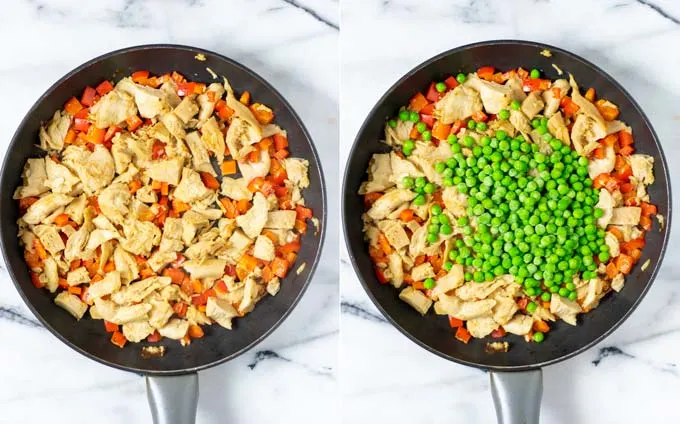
[396,112,610,303]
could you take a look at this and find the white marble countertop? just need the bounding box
[340,0,680,423]
[0,1,338,423]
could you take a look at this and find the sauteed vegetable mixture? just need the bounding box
[16,71,314,348]
[360,66,658,344]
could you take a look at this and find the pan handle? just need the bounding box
[146,373,199,424]
[489,369,542,424]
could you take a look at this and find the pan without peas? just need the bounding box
[343,40,670,423]
[1,44,326,424]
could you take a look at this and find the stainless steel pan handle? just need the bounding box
[490,369,543,424]
[146,373,199,424]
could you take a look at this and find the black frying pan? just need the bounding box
[0,44,326,424]
[342,40,671,423]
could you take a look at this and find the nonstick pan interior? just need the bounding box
[343,40,671,370]
[0,45,326,375]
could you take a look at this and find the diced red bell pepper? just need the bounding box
[80,86,97,107]
[425,83,441,102]
[409,92,429,113]
[95,80,114,96]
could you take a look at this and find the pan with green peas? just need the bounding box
[360,63,659,346]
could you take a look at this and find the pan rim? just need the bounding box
[342,39,672,371]
[1,43,328,376]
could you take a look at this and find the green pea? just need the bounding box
[416,122,426,133]
[424,278,435,289]
[533,332,545,343]
[423,183,435,194]
[413,194,426,206]
[438,214,450,225]
[511,100,521,111]
[476,121,488,131]
[593,207,604,218]
[541,292,551,302]
[443,261,453,271]
[530,69,541,79]
[526,301,537,313]
[402,176,414,188]
[431,204,442,215]
[422,130,432,141]
[456,73,467,84]
[435,162,446,173]
[568,291,577,301]
[435,82,447,93]
[447,134,458,145]
[426,233,438,244]
[388,119,397,128]
[398,110,409,121]
[467,119,476,129]
[403,140,415,151]
[463,135,475,147]
[440,224,453,235]
[409,111,419,122]
[498,109,510,120]
[415,176,426,187]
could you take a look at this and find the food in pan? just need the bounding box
[16,70,314,348]
[360,66,658,344]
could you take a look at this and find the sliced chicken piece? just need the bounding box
[173,95,199,124]
[433,85,483,124]
[509,109,532,134]
[264,210,297,230]
[158,318,189,340]
[13,158,48,199]
[148,250,179,273]
[174,168,213,203]
[159,112,187,140]
[399,286,433,315]
[503,314,534,335]
[85,229,119,251]
[629,154,654,185]
[221,177,253,201]
[434,294,495,320]
[225,117,260,160]
[148,297,174,329]
[542,79,569,117]
[467,316,498,338]
[410,263,435,282]
[521,91,545,119]
[283,158,310,189]
[588,146,615,179]
[236,192,268,238]
[39,110,72,151]
[387,253,404,288]
[200,117,225,162]
[376,220,409,250]
[122,321,154,343]
[117,78,172,119]
[547,112,570,145]
[63,194,87,225]
[197,82,225,123]
[111,276,171,305]
[206,297,239,330]
[119,220,161,256]
[111,134,133,174]
[89,91,136,128]
[63,226,89,262]
[582,278,605,312]
[431,264,464,300]
[88,271,122,299]
[80,145,116,195]
[595,189,614,228]
[42,256,59,293]
[570,114,607,156]
[159,80,182,108]
[464,74,512,114]
[610,207,641,225]
[183,259,228,279]
[238,149,271,182]
[67,267,90,286]
[455,277,510,301]
[611,273,625,292]
[238,270,265,314]
[54,292,88,320]
[492,296,519,326]
[266,277,281,296]
[604,232,620,258]
[32,224,65,256]
[253,235,275,261]
[550,295,582,325]
[185,305,211,326]
[44,159,79,194]
[181,210,211,245]
[226,229,253,259]
[505,75,527,102]
[568,74,606,130]
[366,189,416,220]
[159,217,185,252]
[98,183,131,225]
[146,157,184,186]
[92,298,151,324]
[23,194,72,225]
